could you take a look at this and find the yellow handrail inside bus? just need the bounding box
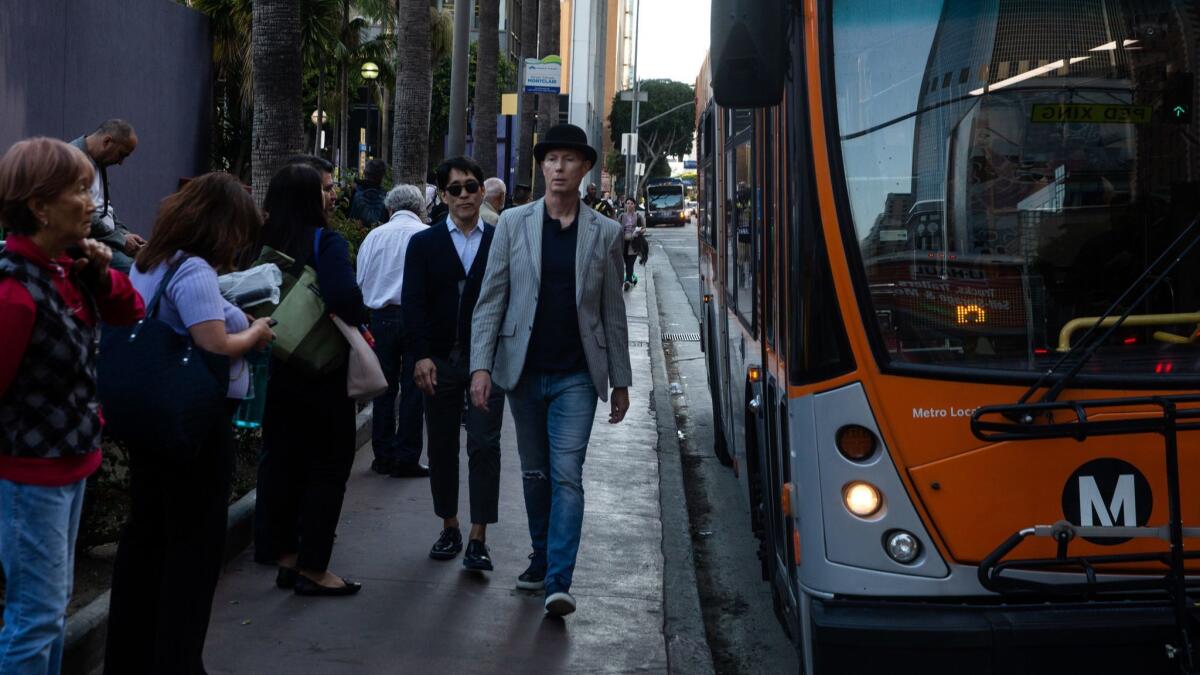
[1057,313,1200,351]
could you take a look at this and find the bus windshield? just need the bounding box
[647,186,685,209]
[832,0,1200,379]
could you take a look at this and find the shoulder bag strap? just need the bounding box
[145,256,190,319]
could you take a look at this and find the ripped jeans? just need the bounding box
[506,369,598,591]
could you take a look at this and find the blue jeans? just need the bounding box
[370,307,424,465]
[506,370,598,591]
[0,478,86,675]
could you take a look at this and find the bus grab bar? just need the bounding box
[1057,312,1200,351]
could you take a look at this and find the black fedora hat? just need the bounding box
[534,124,598,165]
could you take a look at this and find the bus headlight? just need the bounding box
[884,530,920,564]
[842,481,882,518]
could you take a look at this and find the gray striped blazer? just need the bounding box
[470,198,632,401]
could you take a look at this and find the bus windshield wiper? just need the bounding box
[1018,213,1200,407]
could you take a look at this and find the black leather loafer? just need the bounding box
[429,527,463,560]
[390,462,430,478]
[463,539,493,571]
[293,576,362,597]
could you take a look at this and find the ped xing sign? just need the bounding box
[1031,103,1152,124]
[524,57,562,94]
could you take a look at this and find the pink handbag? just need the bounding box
[330,315,388,401]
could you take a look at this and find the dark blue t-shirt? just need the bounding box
[525,206,588,374]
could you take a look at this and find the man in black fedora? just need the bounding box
[469,124,632,616]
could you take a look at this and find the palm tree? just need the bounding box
[516,0,540,191]
[392,0,432,185]
[472,0,500,177]
[252,0,304,205]
[534,0,560,196]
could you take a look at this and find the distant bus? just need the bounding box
[643,178,688,227]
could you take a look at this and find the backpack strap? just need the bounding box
[145,256,190,320]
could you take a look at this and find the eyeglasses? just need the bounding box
[445,180,481,197]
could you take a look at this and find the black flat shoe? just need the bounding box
[276,566,299,589]
[293,575,362,597]
[429,527,463,560]
[389,462,430,478]
[463,539,493,571]
[370,458,394,475]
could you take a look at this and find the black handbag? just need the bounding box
[97,256,229,462]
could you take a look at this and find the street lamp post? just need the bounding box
[361,61,380,171]
[627,0,641,200]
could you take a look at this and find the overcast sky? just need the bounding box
[634,0,711,84]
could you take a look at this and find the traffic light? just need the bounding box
[1163,71,1193,124]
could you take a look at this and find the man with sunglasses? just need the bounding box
[401,156,506,572]
[470,124,631,617]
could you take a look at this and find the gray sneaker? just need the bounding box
[544,590,576,616]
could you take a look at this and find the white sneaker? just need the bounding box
[544,590,577,616]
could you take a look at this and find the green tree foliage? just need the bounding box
[607,79,695,194]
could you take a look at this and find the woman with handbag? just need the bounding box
[620,197,646,290]
[103,172,274,675]
[253,163,369,596]
[0,138,144,675]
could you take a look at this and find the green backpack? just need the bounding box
[251,228,348,376]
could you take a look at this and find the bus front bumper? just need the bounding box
[811,596,1179,673]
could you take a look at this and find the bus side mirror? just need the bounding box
[711,0,787,108]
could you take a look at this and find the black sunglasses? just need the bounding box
[445,180,481,197]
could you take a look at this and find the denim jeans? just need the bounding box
[0,477,86,675]
[370,307,424,465]
[506,370,598,591]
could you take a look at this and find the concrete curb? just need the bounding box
[645,267,717,675]
[62,406,374,675]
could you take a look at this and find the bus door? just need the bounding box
[725,109,757,469]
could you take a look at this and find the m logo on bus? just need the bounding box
[1060,458,1152,545]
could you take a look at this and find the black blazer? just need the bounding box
[401,220,494,361]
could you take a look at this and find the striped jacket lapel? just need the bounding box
[525,199,544,287]
[575,206,600,304]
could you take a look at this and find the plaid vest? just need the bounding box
[0,252,103,458]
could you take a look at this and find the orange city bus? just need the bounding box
[699,1,1200,672]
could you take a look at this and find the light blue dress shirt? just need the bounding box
[446,218,486,273]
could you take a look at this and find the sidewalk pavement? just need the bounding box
[203,280,666,674]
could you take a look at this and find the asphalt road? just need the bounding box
[644,222,799,675]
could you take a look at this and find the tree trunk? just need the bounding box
[392,0,432,185]
[472,0,500,177]
[251,0,303,206]
[516,0,540,190]
[379,85,390,165]
[447,0,472,157]
[534,0,560,197]
[338,0,350,174]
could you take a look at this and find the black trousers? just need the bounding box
[370,306,424,464]
[623,252,637,281]
[424,355,505,524]
[254,364,356,571]
[104,402,235,675]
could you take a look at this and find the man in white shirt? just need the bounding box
[480,177,506,226]
[356,184,430,478]
[69,119,146,273]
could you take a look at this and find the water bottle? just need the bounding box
[233,346,271,429]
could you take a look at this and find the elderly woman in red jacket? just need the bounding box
[0,137,144,674]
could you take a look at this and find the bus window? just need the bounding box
[832,0,1200,381]
[763,108,776,347]
[733,137,754,328]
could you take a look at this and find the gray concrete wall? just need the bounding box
[1,0,211,236]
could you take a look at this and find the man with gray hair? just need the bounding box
[70,119,145,273]
[356,184,431,478]
[480,177,506,226]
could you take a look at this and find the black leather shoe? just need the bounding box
[463,539,493,571]
[293,575,362,597]
[429,527,463,560]
[275,566,299,589]
[389,462,430,478]
[370,458,394,475]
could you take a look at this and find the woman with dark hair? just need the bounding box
[0,137,143,674]
[254,163,369,596]
[104,172,274,675]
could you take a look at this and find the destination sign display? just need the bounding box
[1031,103,1152,124]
